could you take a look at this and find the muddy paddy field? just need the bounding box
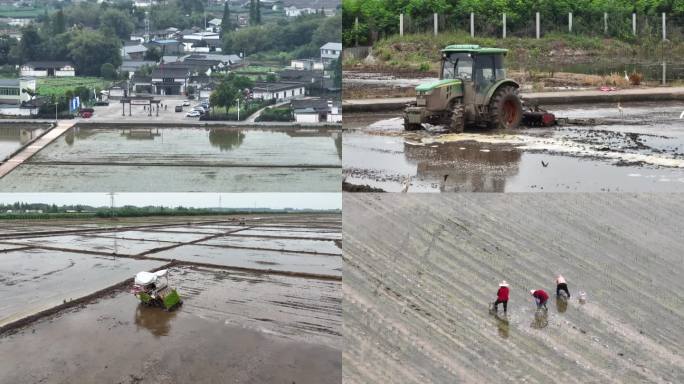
[0,125,342,192]
[343,101,684,192]
[0,124,50,161]
[343,193,684,384]
[0,213,342,383]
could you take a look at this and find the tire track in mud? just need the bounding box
[343,194,684,384]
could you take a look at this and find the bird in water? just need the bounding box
[624,70,629,81]
[680,110,684,119]
[541,160,549,167]
[401,176,411,193]
[617,102,624,118]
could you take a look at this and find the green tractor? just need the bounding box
[404,44,523,132]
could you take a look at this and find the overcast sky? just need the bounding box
[0,193,341,210]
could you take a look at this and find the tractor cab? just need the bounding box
[441,45,508,104]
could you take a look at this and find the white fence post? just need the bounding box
[470,12,474,37]
[632,13,636,35]
[434,13,438,36]
[400,13,403,36]
[503,13,506,39]
[662,12,666,41]
[536,12,540,39]
[604,12,608,34]
[569,12,572,33]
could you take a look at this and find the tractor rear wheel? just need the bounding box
[488,86,522,129]
[449,102,465,133]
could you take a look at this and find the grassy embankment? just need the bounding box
[344,31,684,90]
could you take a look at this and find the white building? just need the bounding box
[20,61,75,77]
[292,99,341,123]
[252,82,305,101]
[290,59,324,71]
[0,77,38,116]
[320,42,341,64]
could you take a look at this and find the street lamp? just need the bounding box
[236,97,240,120]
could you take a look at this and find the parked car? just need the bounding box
[175,105,183,112]
[186,110,201,117]
[182,101,190,106]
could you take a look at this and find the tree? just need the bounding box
[144,47,162,61]
[52,9,66,35]
[221,1,232,33]
[256,0,261,24]
[100,9,134,39]
[249,0,255,24]
[100,63,116,79]
[0,35,19,65]
[210,78,239,113]
[331,58,341,88]
[19,24,42,62]
[67,29,122,76]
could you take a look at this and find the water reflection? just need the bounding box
[556,295,568,313]
[134,304,178,337]
[404,141,521,192]
[209,129,245,151]
[530,309,549,329]
[0,126,48,158]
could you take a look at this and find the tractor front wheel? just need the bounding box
[403,116,422,131]
[449,102,465,133]
[488,86,522,129]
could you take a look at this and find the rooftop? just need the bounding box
[320,42,342,51]
[253,81,306,92]
[441,44,508,54]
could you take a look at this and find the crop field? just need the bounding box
[0,213,342,383]
[36,77,111,98]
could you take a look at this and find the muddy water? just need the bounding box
[0,248,163,326]
[343,102,684,192]
[4,234,174,256]
[149,244,342,277]
[31,127,341,166]
[343,194,684,384]
[84,230,215,244]
[0,267,341,384]
[236,229,342,240]
[0,126,47,160]
[0,163,342,192]
[200,236,342,255]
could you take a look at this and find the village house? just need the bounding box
[146,39,185,55]
[20,61,75,77]
[291,98,341,123]
[0,77,37,116]
[252,82,306,101]
[320,42,341,64]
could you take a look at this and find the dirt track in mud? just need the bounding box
[343,101,684,192]
[0,213,342,383]
[343,194,684,384]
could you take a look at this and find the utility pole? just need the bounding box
[236,98,240,120]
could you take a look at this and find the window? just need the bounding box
[0,87,20,96]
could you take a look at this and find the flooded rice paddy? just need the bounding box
[343,194,684,384]
[343,101,684,192]
[0,213,342,383]
[0,125,48,161]
[0,126,342,192]
[0,266,341,384]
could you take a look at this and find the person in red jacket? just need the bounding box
[492,280,510,314]
[530,289,549,310]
